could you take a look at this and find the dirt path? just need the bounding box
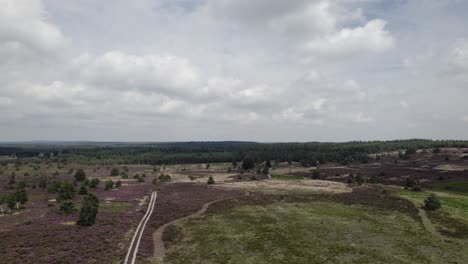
[125,191,157,264]
[152,193,247,260]
[416,208,445,240]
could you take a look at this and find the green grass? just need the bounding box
[427,181,468,194]
[163,201,468,264]
[398,190,468,219]
[100,202,130,213]
[270,174,304,180]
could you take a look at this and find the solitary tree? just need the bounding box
[58,182,76,202]
[74,169,87,182]
[105,180,114,191]
[15,189,28,209]
[312,170,320,179]
[242,158,255,170]
[6,193,16,213]
[78,185,88,195]
[207,176,215,185]
[58,200,75,214]
[77,192,99,226]
[110,168,120,176]
[423,194,441,210]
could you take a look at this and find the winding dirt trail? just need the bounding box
[416,208,444,240]
[153,193,248,260]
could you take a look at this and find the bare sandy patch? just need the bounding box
[434,164,468,171]
[219,179,351,194]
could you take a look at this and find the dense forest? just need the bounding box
[0,139,467,165]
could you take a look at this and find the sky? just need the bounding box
[1,0,468,142]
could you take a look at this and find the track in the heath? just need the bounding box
[124,191,157,264]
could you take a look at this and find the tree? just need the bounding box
[58,200,75,214]
[74,169,86,182]
[6,193,16,213]
[58,182,76,202]
[110,168,119,176]
[312,170,320,179]
[423,194,441,210]
[105,180,114,191]
[77,192,99,226]
[15,189,28,208]
[89,178,100,188]
[242,158,255,170]
[78,185,88,195]
[207,176,215,185]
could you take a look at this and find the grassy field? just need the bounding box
[426,181,468,194]
[398,189,468,219]
[163,201,468,264]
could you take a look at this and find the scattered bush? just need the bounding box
[57,182,76,202]
[242,158,255,170]
[110,168,119,176]
[423,194,441,210]
[78,185,88,195]
[105,180,114,191]
[89,178,100,188]
[58,200,75,214]
[312,170,320,179]
[158,174,171,182]
[77,192,99,226]
[74,169,86,182]
[207,176,215,185]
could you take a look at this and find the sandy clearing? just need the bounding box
[218,179,351,194]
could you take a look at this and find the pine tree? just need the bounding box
[77,193,99,226]
[74,169,87,182]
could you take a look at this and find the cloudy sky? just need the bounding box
[1,0,468,142]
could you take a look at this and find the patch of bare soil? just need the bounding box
[219,179,352,194]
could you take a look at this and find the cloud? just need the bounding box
[306,19,394,57]
[0,0,65,51]
[73,51,202,96]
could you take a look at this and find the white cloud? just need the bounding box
[0,0,65,51]
[306,19,394,56]
[74,51,202,96]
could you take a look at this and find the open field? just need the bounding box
[164,200,467,263]
[1,143,468,263]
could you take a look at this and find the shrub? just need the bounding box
[77,192,99,226]
[378,171,386,176]
[242,158,255,170]
[207,176,215,185]
[105,180,114,191]
[74,169,86,182]
[121,171,129,179]
[89,178,100,188]
[110,168,119,176]
[423,194,441,210]
[312,170,320,179]
[58,200,75,214]
[158,174,171,182]
[57,182,76,202]
[116,180,122,187]
[405,178,417,188]
[411,186,422,192]
[78,185,88,195]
